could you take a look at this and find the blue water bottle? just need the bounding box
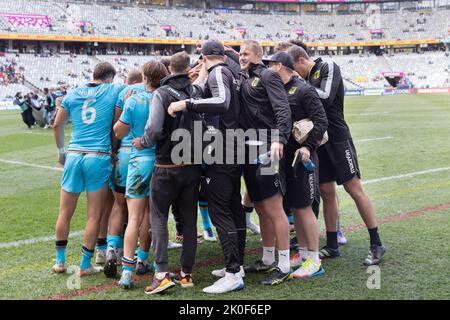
[292,151,315,175]
[254,151,271,165]
[302,154,315,172]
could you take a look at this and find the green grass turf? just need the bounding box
[0,94,449,300]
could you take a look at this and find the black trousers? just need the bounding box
[172,179,208,236]
[204,164,246,274]
[21,108,35,129]
[150,165,201,274]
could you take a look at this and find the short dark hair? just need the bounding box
[142,61,168,89]
[287,45,310,63]
[159,58,171,72]
[93,62,116,81]
[170,52,190,74]
[288,39,308,51]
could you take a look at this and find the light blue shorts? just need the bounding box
[62,152,112,193]
[125,156,155,199]
[113,147,131,193]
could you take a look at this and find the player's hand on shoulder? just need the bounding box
[168,100,187,118]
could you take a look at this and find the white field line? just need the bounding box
[23,131,53,136]
[346,112,390,116]
[1,161,450,248]
[354,136,393,143]
[362,166,450,185]
[0,230,84,249]
[0,159,63,172]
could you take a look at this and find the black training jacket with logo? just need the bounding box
[238,63,292,146]
[307,58,351,142]
[187,62,240,132]
[284,76,328,153]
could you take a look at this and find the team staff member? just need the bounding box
[238,40,293,285]
[168,40,245,294]
[52,62,125,276]
[265,52,328,279]
[133,52,203,294]
[287,45,385,266]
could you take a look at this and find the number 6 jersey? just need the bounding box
[61,82,125,153]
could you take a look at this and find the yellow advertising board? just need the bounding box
[0,33,442,47]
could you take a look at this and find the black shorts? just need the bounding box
[243,158,286,203]
[317,139,361,185]
[285,150,318,210]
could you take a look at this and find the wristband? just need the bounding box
[58,147,65,154]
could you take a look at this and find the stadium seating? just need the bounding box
[0,0,448,42]
[13,54,96,89]
[0,0,449,100]
[0,51,448,101]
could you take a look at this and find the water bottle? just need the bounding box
[301,152,315,172]
[254,151,271,165]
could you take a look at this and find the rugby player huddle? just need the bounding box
[51,39,385,295]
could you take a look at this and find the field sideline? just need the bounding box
[0,94,449,300]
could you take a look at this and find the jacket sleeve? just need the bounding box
[299,87,328,152]
[186,66,231,114]
[225,51,240,65]
[315,61,341,108]
[262,70,292,145]
[140,90,165,148]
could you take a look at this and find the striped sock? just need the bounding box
[96,238,107,251]
[55,240,68,265]
[199,200,213,231]
[137,248,150,264]
[80,246,94,270]
[122,256,137,272]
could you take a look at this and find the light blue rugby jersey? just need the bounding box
[119,91,155,158]
[115,83,145,147]
[61,82,125,153]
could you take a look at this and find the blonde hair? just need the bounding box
[241,40,263,57]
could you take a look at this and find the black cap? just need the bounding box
[263,52,295,70]
[201,40,225,56]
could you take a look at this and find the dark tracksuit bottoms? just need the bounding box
[150,165,202,274]
[204,164,246,273]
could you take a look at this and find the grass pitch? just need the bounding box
[0,94,449,300]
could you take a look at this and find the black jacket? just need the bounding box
[224,51,241,79]
[284,76,328,153]
[141,73,202,165]
[187,63,240,132]
[238,63,292,146]
[307,58,350,142]
[186,62,241,163]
